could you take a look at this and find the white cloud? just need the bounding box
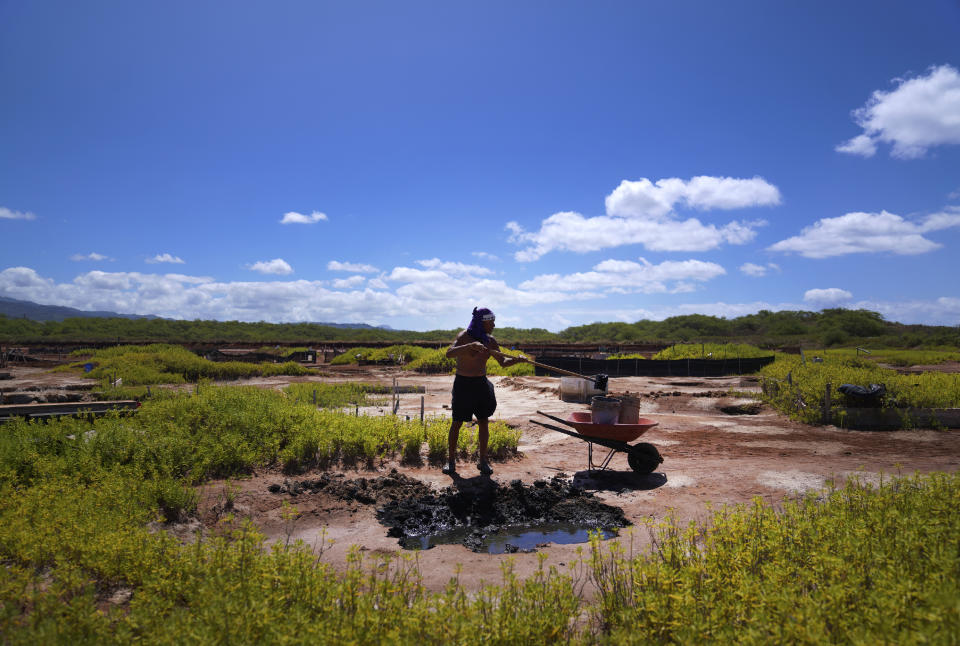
[605,176,781,218]
[509,176,779,261]
[70,252,111,262]
[740,263,766,277]
[768,208,960,258]
[518,257,725,294]
[471,251,500,262]
[0,207,36,221]
[508,212,768,261]
[415,258,494,277]
[3,265,960,328]
[836,64,960,159]
[740,262,780,277]
[835,134,878,157]
[804,288,853,305]
[146,253,185,264]
[0,259,591,325]
[327,260,379,273]
[332,276,366,289]
[249,258,293,275]
[280,210,328,224]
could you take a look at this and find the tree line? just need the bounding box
[1,308,957,348]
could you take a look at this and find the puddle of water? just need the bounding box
[399,522,620,554]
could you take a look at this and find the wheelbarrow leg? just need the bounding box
[587,441,620,472]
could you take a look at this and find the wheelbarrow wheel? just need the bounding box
[627,442,662,474]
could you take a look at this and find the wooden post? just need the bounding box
[420,395,425,425]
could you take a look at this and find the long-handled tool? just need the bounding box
[490,349,608,391]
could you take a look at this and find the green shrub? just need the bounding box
[760,355,960,424]
[330,345,436,366]
[650,342,772,360]
[58,344,315,386]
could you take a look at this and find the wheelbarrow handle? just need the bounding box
[535,409,578,428]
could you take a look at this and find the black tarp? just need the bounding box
[532,355,775,377]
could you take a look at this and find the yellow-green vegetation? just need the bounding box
[1,411,956,646]
[589,472,960,643]
[333,345,534,376]
[58,344,315,385]
[283,382,391,409]
[402,348,456,373]
[487,348,536,376]
[330,345,436,365]
[403,347,535,376]
[760,355,960,424]
[809,346,960,367]
[650,342,773,360]
[610,343,772,360]
[255,345,310,357]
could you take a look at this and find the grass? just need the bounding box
[405,347,535,376]
[589,471,960,644]
[329,345,436,365]
[807,346,960,367]
[0,443,956,643]
[56,343,316,386]
[760,354,960,424]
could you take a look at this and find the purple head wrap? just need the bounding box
[466,307,495,345]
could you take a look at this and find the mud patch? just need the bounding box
[267,469,432,505]
[720,401,763,415]
[376,474,629,553]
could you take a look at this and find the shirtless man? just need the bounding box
[443,307,523,476]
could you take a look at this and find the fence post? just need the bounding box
[420,395,425,425]
[823,383,832,425]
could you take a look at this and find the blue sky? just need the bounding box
[2,1,959,332]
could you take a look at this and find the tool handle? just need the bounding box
[489,349,598,382]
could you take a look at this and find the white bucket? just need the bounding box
[559,377,588,403]
[591,396,621,424]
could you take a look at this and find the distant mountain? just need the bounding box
[0,296,393,329]
[0,296,161,322]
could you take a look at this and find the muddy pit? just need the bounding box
[377,474,627,553]
[258,470,628,554]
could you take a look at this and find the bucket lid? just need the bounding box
[591,395,621,405]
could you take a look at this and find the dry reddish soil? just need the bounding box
[6,364,960,592]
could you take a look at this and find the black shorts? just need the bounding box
[451,375,497,422]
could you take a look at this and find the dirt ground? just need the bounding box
[5,364,960,592]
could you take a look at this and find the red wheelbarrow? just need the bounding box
[530,410,663,474]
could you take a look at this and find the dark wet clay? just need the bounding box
[376,474,629,552]
[720,402,763,415]
[267,469,433,505]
